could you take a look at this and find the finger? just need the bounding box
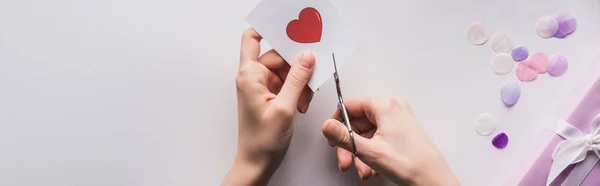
[328,126,376,148]
[258,49,289,70]
[337,147,353,172]
[351,118,377,134]
[354,157,373,180]
[274,51,316,108]
[333,98,371,119]
[331,113,376,134]
[322,119,372,156]
[357,127,376,139]
[240,28,262,66]
[338,97,404,127]
[258,50,314,110]
[296,86,314,113]
[373,170,379,176]
[266,71,284,94]
[235,63,267,94]
[275,66,290,81]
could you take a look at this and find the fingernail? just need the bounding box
[338,164,342,172]
[358,171,364,180]
[299,51,315,68]
[301,103,309,113]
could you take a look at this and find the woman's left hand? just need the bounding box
[222,28,316,186]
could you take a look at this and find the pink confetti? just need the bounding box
[516,61,538,82]
[528,52,550,74]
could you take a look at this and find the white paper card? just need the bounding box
[246,0,362,91]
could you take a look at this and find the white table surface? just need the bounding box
[1,0,600,185]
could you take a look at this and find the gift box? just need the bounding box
[508,62,600,186]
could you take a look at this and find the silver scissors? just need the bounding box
[332,53,358,158]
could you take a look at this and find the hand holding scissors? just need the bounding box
[332,53,358,158]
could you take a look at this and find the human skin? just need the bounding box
[222,28,459,186]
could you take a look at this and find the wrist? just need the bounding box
[221,152,282,186]
[403,154,459,186]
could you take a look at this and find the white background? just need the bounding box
[1,0,599,186]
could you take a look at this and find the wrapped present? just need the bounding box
[514,71,600,185]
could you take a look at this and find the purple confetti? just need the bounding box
[501,83,521,106]
[554,29,569,38]
[511,45,529,62]
[492,133,509,149]
[554,12,577,38]
[548,55,569,77]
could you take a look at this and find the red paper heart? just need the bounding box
[286,7,322,44]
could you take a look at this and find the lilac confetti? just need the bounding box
[554,12,577,38]
[492,133,509,149]
[501,83,521,106]
[511,45,529,62]
[548,55,569,77]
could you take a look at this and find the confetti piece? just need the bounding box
[490,31,515,53]
[548,55,569,77]
[501,83,521,106]
[511,45,529,62]
[474,113,497,136]
[528,52,550,74]
[555,12,577,38]
[535,16,559,39]
[491,53,515,75]
[516,62,538,82]
[467,22,488,45]
[492,133,509,149]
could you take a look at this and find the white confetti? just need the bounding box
[491,53,515,75]
[535,16,559,39]
[474,113,498,136]
[467,22,488,45]
[490,31,515,53]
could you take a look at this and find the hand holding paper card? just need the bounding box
[246,0,361,91]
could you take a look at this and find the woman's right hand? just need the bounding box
[321,97,459,186]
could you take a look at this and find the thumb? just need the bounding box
[322,119,372,156]
[275,51,316,107]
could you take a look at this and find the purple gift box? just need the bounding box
[504,56,600,186]
[520,78,600,185]
[505,57,600,186]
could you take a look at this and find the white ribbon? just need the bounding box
[547,114,600,186]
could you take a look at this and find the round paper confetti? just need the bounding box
[554,30,568,39]
[516,62,538,82]
[491,53,515,75]
[555,12,577,38]
[467,22,488,45]
[548,55,569,77]
[511,45,529,62]
[490,32,515,53]
[492,133,509,149]
[528,52,550,74]
[501,83,521,106]
[535,16,559,39]
[474,113,497,136]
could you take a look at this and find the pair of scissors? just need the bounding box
[332,53,358,158]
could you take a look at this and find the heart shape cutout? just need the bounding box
[286,7,322,44]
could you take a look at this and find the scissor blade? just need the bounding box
[332,53,344,99]
[332,53,339,74]
[332,53,357,158]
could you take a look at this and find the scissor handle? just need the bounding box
[338,103,358,158]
